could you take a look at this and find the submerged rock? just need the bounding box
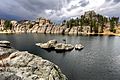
[0,41,67,80]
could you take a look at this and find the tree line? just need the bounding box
[62,12,119,33]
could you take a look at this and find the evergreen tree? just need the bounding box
[75,17,79,26]
[4,20,12,30]
[90,20,93,33]
[66,21,69,28]
[109,17,116,32]
[62,20,66,26]
[93,20,98,33]
[63,11,119,33]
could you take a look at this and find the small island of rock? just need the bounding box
[36,40,84,52]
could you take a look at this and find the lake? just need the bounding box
[0,33,120,80]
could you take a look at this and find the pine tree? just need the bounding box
[109,17,116,32]
[4,20,12,30]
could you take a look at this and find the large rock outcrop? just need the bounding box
[0,41,67,80]
[0,17,92,35]
[69,27,78,35]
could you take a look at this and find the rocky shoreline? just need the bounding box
[0,11,120,36]
[0,31,120,37]
[0,27,120,36]
[0,41,67,80]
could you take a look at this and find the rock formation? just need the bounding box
[0,41,67,80]
[75,44,84,50]
[0,11,120,35]
[36,40,75,52]
[0,16,91,35]
[84,10,96,19]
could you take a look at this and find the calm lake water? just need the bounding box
[0,33,120,80]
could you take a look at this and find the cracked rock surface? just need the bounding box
[0,45,67,80]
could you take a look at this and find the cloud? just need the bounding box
[0,0,120,22]
[45,0,120,22]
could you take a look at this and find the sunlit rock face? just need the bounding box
[37,18,51,26]
[84,10,96,19]
[0,19,5,30]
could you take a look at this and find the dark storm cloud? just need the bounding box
[80,1,89,7]
[0,0,59,20]
[0,0,120,22]
[66,0,89,12]
[114,0,120,3]
[106,0,120,3]
[67,5,79,11]
[15,0,58,13]
[106,0,111,2]
[0,11,22,20]
[16,0,45,12]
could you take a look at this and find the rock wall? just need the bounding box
[0,18,91,35]
[0,25,91,35]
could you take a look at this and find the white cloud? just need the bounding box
[43,0,120,21]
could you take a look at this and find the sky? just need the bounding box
[0,0,120,22]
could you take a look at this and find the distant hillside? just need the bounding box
[62,10,119,33]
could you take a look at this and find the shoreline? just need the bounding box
[0,31,120,36]
[85,33,120,36]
